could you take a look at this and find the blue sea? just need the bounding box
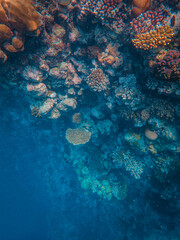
[0,87,179,240]
[0,1,180,239]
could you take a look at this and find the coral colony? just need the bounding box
[0,0,180,203]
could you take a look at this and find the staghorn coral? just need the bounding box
[87,68,109,92]
[132,25,174,50]
[66,128,91,145]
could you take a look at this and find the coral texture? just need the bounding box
[132,25,174,50]
[87,68,109,92]
[0,0,41,61]
[132,0,151,17]
[66,128,91,145]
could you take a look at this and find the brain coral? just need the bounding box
[66,128,91,145]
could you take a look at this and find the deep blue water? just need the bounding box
[0,89,120,240]
[0,88,180,240]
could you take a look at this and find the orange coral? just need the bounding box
[2,0,42,33]
[66,128,91,145]
[0,0,42,62]
[132,25,174,50]
[132,0,151,17]
[0,24,13,42]
[98,43,123,68]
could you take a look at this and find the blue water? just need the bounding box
[0,89,117,240]
[0,88,179,240]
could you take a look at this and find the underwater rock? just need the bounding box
[26,83,48,98]
[39,98,54,115]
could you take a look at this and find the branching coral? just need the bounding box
[79,0,124,21]
[87,68,109,92]
[113,148,144,179]
[153,50,180,81]
[132,25,174,50]
[130,10,164,34]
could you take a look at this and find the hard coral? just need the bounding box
[153,50,180,81]
[130,10,164,34]
[66,128,91,145]
[132,0,151,17]
[79,0,123,21]
[2,0,42,33]
[132,25,174,50]
[0,0,42,62]
[98,43,123,68]
[87,68,109,92]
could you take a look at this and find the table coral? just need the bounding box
[66,128,91,145]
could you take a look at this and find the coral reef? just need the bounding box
[0,0,179,212]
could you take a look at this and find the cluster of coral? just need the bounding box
[0,0,179,204]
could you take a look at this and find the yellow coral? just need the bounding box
[66,128,91,145]
[132,25,174,50]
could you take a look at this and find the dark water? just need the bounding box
[0,89,116,240]
[0,88,180,240]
